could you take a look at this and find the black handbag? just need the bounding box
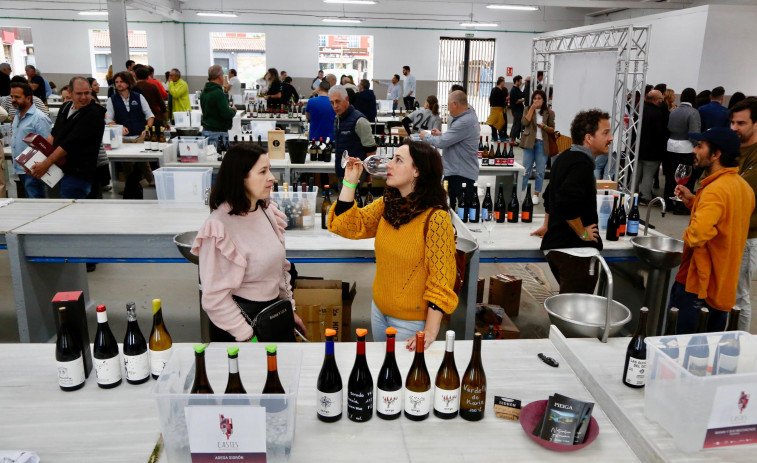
[233,296,296,343]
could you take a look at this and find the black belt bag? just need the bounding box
[233,296,296,343]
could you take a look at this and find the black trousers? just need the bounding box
[546,251,599,294]
[403,96,415,111]
[510,111,524,141]
[444,175,476,212]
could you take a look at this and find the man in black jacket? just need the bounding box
[636,90,669,203]
[532,109,613,293]
[30,76,105,199]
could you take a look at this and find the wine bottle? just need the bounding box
[321,185,332,229]
[317,137,324,162]
[159,126,167,150]
[713,310,741,375]
[224,346,247,394]
[404,331,431,421]
[507,142,515,166]
[605,195,620,241]
[322,137,333,163]
[348,328,374,422]
[494,183,506,223]
[262,344,285,394]
[495,141,503,166]
[365,183,374,206]
[477,136,484,159]
[317,329,343,422]
[507,186,519,223]
[355,185,364,208]
[727,307,740,332]
[376,327,403,420]
[459,332,486,421]
[93,304,122,389]
[622,307,649,388]
[434,330,460,419]
[469,183,481,223]
[123,302,150,385]
[151,126,159,151]
[618,193,627,237]
[481,183,493,222]
[683,308,710,377]
[148,299,173,380]
[457,183,468,222]
[308,139,318,162]
[56,306,86,391]
[661,307,680,360]
[599,190,612,230]
[627,193,640,236]
[521,184,534,223]
[190,344,214,394]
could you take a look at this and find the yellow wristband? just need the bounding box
[342,179,357,189]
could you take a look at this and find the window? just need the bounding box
[437,37,495,123]
[1,27,35,78]
[88,29,148,86]
[318,35,374,84]
[210,32,266,90]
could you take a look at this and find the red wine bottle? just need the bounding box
[521,184,533,223]
[317,329,343,422]
[123,302,150,385]
[348,328,373,422]
[507,186,519,223]
[93,304,122,389]
[376,327,402,420]
[494,183,506,223]
[622,307,649,388]
[605,195,620,241]
[190,344,214,394]
[56,306,86,391]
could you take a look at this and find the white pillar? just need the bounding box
[107,0,130,73]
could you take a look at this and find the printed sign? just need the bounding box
[185,405,267,462]
[506,67,513,77]
[703,383,757,448]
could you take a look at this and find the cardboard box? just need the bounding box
[51,291,93,378]
[293,280,343,342]
[476,278,485,304]
[268,129,286,159]
[488,274,522,318]
[390,126,408,137]
[341,282,357,342]
[476,303,520,339]
[596,180,618,191]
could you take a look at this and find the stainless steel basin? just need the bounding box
[173,231,199,265]
[631,236,683,269]
[544,293,631,339]
[456,237,478,264]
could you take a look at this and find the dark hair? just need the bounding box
[537,71,544,79]
[146,65,154,74]
[229,69,237,76]
[570,109,610,144]
[530,89,548,116]
[346,87,356,105]
[654,83,667,94]
[49,81,56,89]
[360,79,370,90]
[25,64,36,72]
[427,95,440,115]
[164,71,170,80]
[10,75,28,84]
[680,87,697,105]
[267,68,280,85]
[401,141,448,211]
[513,75,522,84]
[135,66,150,80]
[318,80,331,92]
[393,74,400,81]
[69,76,89,91]
[728,92,746,109]
[730,97,757,124]
[695,90,711,108]
[705,141,739,168]
[711,86,725,99]
[86,77,96,86]
[644,84,653,96]
[450,84,465,93]
[209,143,269,215]
[283,76,293,84]
[496,76,505,85]
[9,81,32,98]
[125,60,135,68]
[113,71,132,88]
[403,66,410,72]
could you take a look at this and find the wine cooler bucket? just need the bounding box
[271,187,319,231]
[153,345,301,462]
[644,332,757,453]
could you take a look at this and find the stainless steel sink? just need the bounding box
[631,236,684,269]
[173,231,199,265]
[544,293,631,339]
[456,237,478,264]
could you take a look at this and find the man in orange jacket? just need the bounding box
[670,127,755,333]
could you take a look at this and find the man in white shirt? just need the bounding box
[402,65,416,111]
[105,71,154,138]
[373,74,401,111]
[224,69,243,97]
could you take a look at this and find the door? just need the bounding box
[437,37,496,122]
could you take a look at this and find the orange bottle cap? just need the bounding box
[325,328,337,337]
[356,328,368,337]
[385,327,397,335]
[416,331,425,339]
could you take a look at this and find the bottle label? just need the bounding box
[457,207,466,220]
[124,352,150,381]
[302,215,314,228]
[624,357,646,386]
[494,211,500,221]
[94,355,122,385]
[316,389,343,418]
[468,208,477,221]
[507,211,513,221]
[347,389,374,420]
[404,389,432,416]
[522,211,531,221]
[461,384,486,412]
[620,224,626,235]
[434,386,460,414]
[149,347,173,377]
[627,220,639,235]
[57,357,85,388]
[687,355,709,377]
[481,208,489,220]
[376,388,402,416]
[716,353,738,375]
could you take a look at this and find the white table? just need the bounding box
[0,340,638,462]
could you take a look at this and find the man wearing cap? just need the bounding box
[669,127,755,334]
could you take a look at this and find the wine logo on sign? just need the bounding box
[409,395,425,411]
[738,391,750,414]
[219,414,233,440]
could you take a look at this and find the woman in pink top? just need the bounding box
[191,144,306,341]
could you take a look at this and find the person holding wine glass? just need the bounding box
[191,143,306,342]
[329,85,376,180]
[668,127,754,333]
[520,89,556,205]
[328,141,458,351]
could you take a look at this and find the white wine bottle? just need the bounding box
[148,299,173,380]
[434,330,460,419]
[404,331,431,421]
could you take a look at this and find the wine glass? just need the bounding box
[670,163,693,202]
[341,150,389,177]
[482,210,496,244]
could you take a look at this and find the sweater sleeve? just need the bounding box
[268,204,296,309]
[683,188,723,248]
[191,219,254,341]
[423,210,459,314]
[327,197,385,239]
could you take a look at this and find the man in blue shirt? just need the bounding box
[698,86,729,131]
[10,81,53,198]
[306,80,335,142]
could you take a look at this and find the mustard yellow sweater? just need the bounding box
[328,197,458,321]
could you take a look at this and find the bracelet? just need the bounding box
[582,231,588,239]
[342,179,357,189]
[428,302,444,313]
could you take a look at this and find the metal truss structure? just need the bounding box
[531,25,651,194]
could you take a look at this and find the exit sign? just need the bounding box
[465,33,474,38]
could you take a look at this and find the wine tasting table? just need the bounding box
[0,339,639,462]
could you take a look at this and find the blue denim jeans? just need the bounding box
[668,281,728,334]
[595,154,608,180]
[22,174,47,199]
[522,139,546,193]
[59,175,92,199]
[202,130,227,149]
[371,301,425,343]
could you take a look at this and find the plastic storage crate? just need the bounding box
[644,331,757,452]
[271,187,319,231]
[102,125,123,150]
[153,345,301,462]
[154,167,212,205]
